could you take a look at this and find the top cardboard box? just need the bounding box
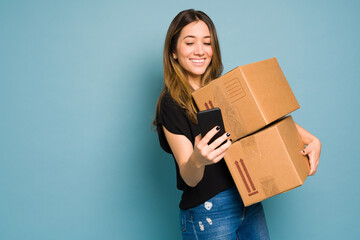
[192,57,299,140]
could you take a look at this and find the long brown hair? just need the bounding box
[154,9,223,126]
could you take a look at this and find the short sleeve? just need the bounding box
[156,93,194,153]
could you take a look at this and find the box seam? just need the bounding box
[275,123,303,185]
[239,67,267,122]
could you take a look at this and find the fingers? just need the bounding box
[193,129,232,167]
[308,152,319,176]
[309,161,317,176]
[301,146,310,156]
[301,144,320,176]
[212,150,227,163]
[208,131,231,151]
[208,139,232,162]
[200,125,221,146]
[194,134,202,146]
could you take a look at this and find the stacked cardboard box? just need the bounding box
[192,58,310,206]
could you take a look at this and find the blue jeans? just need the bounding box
[179,187,270,240]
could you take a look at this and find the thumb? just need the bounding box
[195,134,202,145]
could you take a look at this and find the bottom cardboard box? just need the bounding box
[224,115,310,206]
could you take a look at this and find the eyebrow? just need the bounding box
[183,35,211,40]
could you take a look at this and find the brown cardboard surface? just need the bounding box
[192,57,300,140]
[224,116,310,206]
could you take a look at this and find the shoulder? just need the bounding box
[158,91,185,117]
[160,91,180,108]
[156,91,191,135]
[155,91,199,153]
[156,91,186,153]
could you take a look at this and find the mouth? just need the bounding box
[190,58,206,65]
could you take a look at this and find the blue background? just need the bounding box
[1,0,359,239]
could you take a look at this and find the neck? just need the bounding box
[188,76,201,91]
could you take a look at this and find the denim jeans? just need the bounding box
[179,187,270,240]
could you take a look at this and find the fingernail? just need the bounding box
[216,126,220,130]
[226,132,230,137]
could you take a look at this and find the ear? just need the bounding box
[172,52,177,60]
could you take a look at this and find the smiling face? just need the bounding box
[173,20,213,88]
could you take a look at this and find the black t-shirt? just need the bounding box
[156,92,234,210]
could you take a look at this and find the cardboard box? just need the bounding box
[224,116,310,206]
[192,57,300,140]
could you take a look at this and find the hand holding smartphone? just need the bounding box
[197,108,227,147]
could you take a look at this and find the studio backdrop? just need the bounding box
[1,0,359,239]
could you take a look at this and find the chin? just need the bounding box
[191,68,208,76]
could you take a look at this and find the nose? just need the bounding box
[194,42,204,56]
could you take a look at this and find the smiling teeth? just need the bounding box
[191,59,205,63]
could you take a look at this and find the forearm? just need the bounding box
[179,153,205,187]
[163,125,230,187]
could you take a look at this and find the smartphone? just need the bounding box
[197,108,226,146]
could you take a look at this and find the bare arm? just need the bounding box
[295,123,322,176]
[163,125,231,187]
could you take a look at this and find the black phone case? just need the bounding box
[197,108,226,146]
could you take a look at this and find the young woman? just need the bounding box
[154,9,321,240]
